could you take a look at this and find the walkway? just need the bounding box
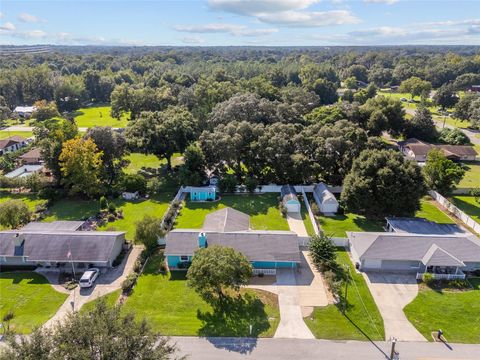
[364,273,426,342]
[173,336,480,360]
[286,213,308,237]
[42,245,143,329]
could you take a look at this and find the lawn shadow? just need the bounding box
[450,197,480,219]
[0,272,49,285]
[197,293,270,353]
[352,217,383,232]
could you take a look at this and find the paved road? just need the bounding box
[364,273,426,342]
[2,125,120,133]
[172,336,480,360]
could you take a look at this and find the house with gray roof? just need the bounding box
[313,183,339,214]
[165,207,301,271]
[0,221,126,269]
[348,231,480,280]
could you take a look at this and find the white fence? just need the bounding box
[429,190,480,234]
[253,268,276,276]
[416,272,466,280]
[301,186,320,236]
[183,184,341,194]
[331,237,349,247]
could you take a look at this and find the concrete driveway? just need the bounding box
[286,213,308,237]
[364,273,426,342]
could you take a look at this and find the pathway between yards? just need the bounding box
[42,245,143,329]
[286,213,308,237]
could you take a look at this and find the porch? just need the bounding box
[416,265,466,280]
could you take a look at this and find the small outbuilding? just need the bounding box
[313,183,339,214]
[188,185,217,202]
[280,185,301,213]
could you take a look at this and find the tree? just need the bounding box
[399,77,432,100]
[423,148,465,195]
[135,215,163,253]
[310,78,338,105]
[433,84,459,110]
[178,143,207,186]
[309,233,336,271]
[361,96,406,136]
[438,128,469,145]
[217,174,237,193]
[25,172,48,193]
[0,301,179,360]
[405,106,438,142]
[341,149,425,218]
[84,126,127,185]
[0,96,11,127]
[32,100,60,121]
[125,106,197,171]
[0,200,31,229]
[120,173,147,194]
[59,138,103,197]
[453,93,479,121]
[187,245,252,302]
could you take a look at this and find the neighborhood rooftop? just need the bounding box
[202,207,250,233]
[386,217,465,235]
[21,221,85,232]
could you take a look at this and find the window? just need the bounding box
[180,255,189,261]
[410,262,421,269]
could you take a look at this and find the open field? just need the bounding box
[304,249,385,341]
[175,194,289,231]
[124,152,183,174]
[0,272,68,334]
[122,252,280,336]
[73,106,129,128]
[450,196,480,223]
[404,279,480,343]
[458,162,480,188]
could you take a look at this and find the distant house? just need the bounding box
[280,185,301,213]
[0,136,27,156]
[398,138,477,162]
[0,221,126,269]
[5,164,45,179]
[188,185,217,201]
[313,183,339,214]
[13,106,36,118]
[470,85,480,93]
[18,148,43,165]
[165,207,301,271]
[122,191,139,200]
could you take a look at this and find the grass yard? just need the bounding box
[43,198,99,222]
[74,106,129,128]
[450,196,480,223]
[458,162,480,188]
[317,213,383,238]
[0,192,44,211]
[81,289,121,313]
[304,249,385,341]
[122,252,280,337]
[124,152,183,174]
[175,194,289,231]
[0,130,33,140]
[301,202,316,237]
[415,197,454,224]
[0,272,68,334]
[404,279,480,343]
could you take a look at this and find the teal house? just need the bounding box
[165,208,301,270]
[188,185,217,201]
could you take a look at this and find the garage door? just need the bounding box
[286,203,300,213]
[364,259,382,269]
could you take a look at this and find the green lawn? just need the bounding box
[0,192,44,211]
[305,249,385,341]
[124,152,183,174]
[0,272,68,334]
[81,289,121,313]
[416,197,454,224]
[301,203,316,237]
[74,106,129,128]
[43,195,172,241]
[404,279,480,343]
[450,196,480,223]
[122,252,280,336]
[0,130,33,140]
[175,194,289,231]
[458,162,480,188]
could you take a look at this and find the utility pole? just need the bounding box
[390,338,397,360]
[342,265,349,314]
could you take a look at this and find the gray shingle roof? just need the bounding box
[348,232,480,264]
[280,185,299,203]
[421,245,465,267]
[386,217,464,235]
[21,221,85,232]
[0,231,125,263]
[203,208,250,232]
[165,230,301,263]
[313,183,338,205]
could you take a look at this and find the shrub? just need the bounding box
[99,196,108,210]
[309,233,336,271]
[108,202,116,213]
[121,273,138,293]
[244,177,259,193]
[470,188,480,204]
[218,174,237,193]
[422,272,435,285]
[120,174,147,194]
[107,213,116,222]
[310,201,321,216]
[279,202,287,217]
[448,279,470,289]
[133,259,142,273]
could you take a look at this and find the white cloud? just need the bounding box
[175,23,278,36]
[180,36,205,44]
[208,0,319,16]
[424,19,480,27]
[364,0,399,4]
[257,10,359,27]
[18,13,44,23]
[12,30,48,39]
[0,12,4,19]
[0,22,16,31]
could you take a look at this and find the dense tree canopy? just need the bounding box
[423,149,465,195]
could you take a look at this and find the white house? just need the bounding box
[313,183,339,214]
[5,164,45,179]
[280,185,301,213]
[0,136,28,156]
[13,106,36,118]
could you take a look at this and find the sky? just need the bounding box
[1,0,480,46]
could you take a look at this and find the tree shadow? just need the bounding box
[197,293,271,353]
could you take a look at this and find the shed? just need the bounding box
[188,186,216,202]
[280,185,300,213]
[313,183,339,214]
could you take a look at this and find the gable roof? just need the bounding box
[187,185,216,193]
[386,217,464,235]
[398,138,477,158]
[0,230,125,263]
[348,232,480,265]
[21,221,85,232]
[280,185,299,203]
[421,244,465,267]
[0,136,26,150]
[313,183,338,205]
[203,207,250,232]
[19,148,42,160]
[165,230,301,263]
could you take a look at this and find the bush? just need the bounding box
[309,233,336,271]
[107,213,116,222]
[470,188,480,204]
[422,272,435,285]
[448,279,470,289]
[217,174,237,193]
[310,201,321,216]
[108,202,116,213]
[279,202,287,217]
[244,177,259,193]
[121,273,138,293]
[120,174,147,194]
[99,196,108,210]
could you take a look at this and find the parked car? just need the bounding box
[79,268,100,288]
